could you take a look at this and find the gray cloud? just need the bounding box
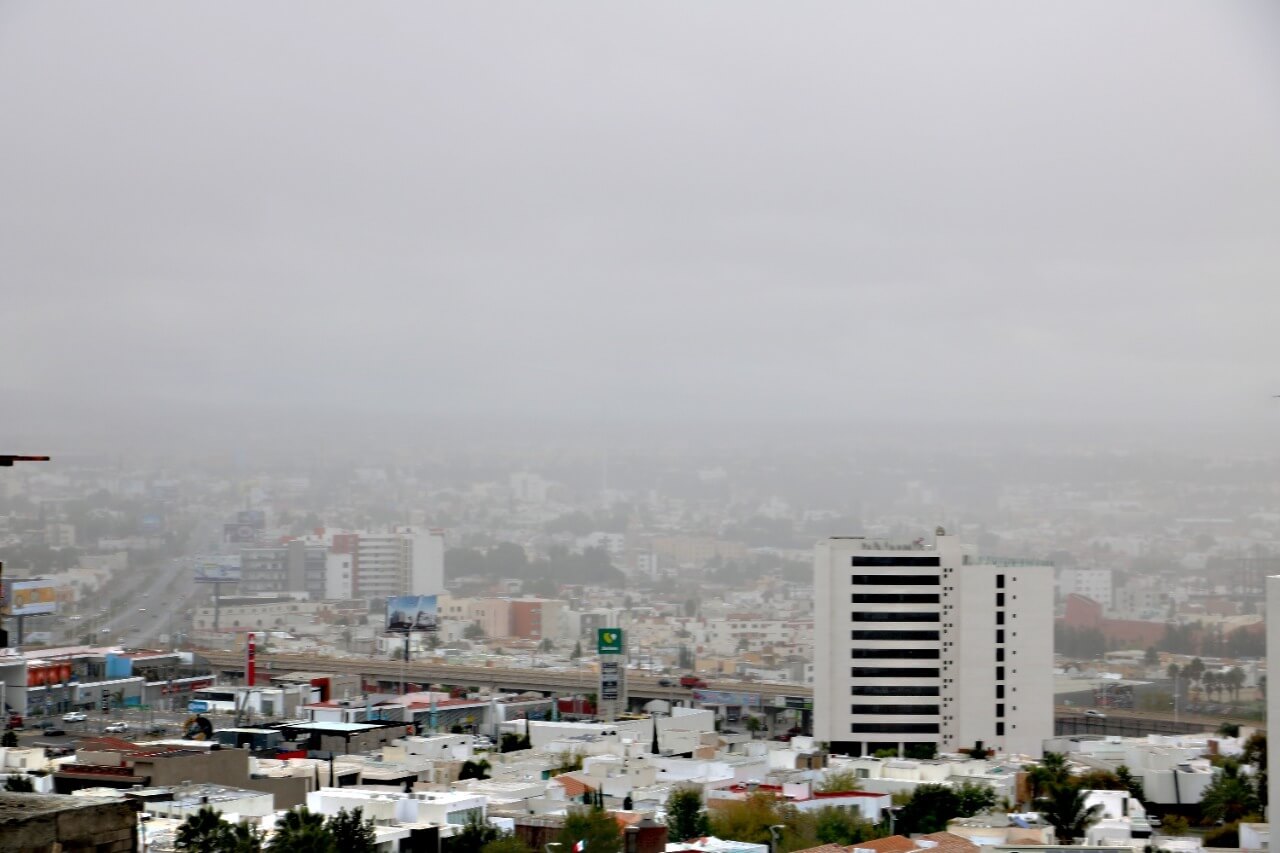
[2,2,1279,448]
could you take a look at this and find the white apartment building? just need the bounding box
[1267,575,1280,814]
[814,531,1053,759]
[1058,567,1113,608]
[355,527,444,600]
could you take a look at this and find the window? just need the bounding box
[996,592,1005,607]
[852,612,939,622]
[996,703,1005,717]
[852,648,940,659]
[851,704,940,715]
[996,684,1005,699]
[996,629,1005,644]
[996,648,1005,662]
[996,611,1005,625]
[852,667,940,678]
[853,685,940,696]
[997,574,1005,588]
[852,593,940,604]
[996,666,1005,680]
[852,574,940,585]
[996,722,1005,736]
[852,556,941,567]
[850,723,940,734]
[852,630,940,641]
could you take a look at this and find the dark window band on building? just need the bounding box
[851,704,941,715]
[852,647,940,659]
[851,557,942,567]
[851,667,940,678]
[852,574,940,585]
[852,685,941,696]
[852,594,940,604]
[850,723,940,734]
[852,611,940,622]
[852,630,940,641]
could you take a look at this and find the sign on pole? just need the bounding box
[597,628,623,655]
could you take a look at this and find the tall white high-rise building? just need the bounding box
[814,530,1053,758]
[354,527,445,600]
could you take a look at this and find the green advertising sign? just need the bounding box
[597,627,623,655]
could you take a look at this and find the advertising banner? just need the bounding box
[194,560,241,584]
[5,579,57,615]
[692,689,762,708]
[387,595,438,632]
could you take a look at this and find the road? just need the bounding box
[196,649,811,704]
[54,517,223,648]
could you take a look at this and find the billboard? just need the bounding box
[6,579,57,616]
[194,560,241,584]
[387,595,438,632]
[597,628,623,655]
[692,689,762,708]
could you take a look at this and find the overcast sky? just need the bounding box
[3,3,1279,451]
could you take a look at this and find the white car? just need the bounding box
[104,722,130,733]
[62,712,88,723]
[1084,709,1107,719]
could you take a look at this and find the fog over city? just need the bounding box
[3,3,1279,459]
[6,7,1280,849]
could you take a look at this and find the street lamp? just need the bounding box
[770,824,785,853]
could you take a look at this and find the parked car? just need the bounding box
[62,712,88,723]
[42,729,66,738]
[6,713,23,730]
[1084,709,1107,719]
[679,675,708,689]
[145,724,168,735]
[657,678,674,687]
[104,722,130,733]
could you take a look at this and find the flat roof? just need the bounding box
[284,721,384,733]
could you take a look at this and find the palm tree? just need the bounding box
[1035,784,1102,844]
[1028,752,1070,801]
[269,807,336,852]
[175,806,233,851]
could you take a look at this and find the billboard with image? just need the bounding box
[5,579,58,615]
[194,560,241,584]
[387,595,437,632]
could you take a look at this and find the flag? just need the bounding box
[573,842,586,852]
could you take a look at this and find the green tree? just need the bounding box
[481,836,534,853]
[1,730,17,748]
[464,622,487,640]
[270,806,337,852]
[500,732,531,753]
[1115,765,1145,803]
[1034,784,1102,843]
[1028,752,1071,801]
[815,768,863,793]
[1200,761,1259,825]
[459,759,492,780]
[175,806,234,851]
[3,774,35,792]
[954,781,998,816]
[1144,647,1159,667]
[324,807,377,853]
[226,822,264,853]
[561,806,622,853]
[570,641,582,660]
[666,786,710,842]
[446,813,502,853]
[1217,722,1240,738]
[1163,815,1190,836]
[744,716,762,737]
[812,806,876,846]
[550,750,584,776]
[707,792,781,846]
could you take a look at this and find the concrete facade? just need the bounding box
[814,532,1053,758]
